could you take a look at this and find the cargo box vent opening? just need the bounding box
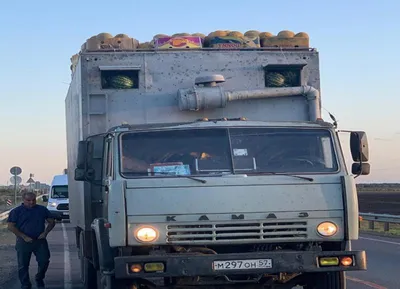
[99,65,140,90]
[264,64,306,88]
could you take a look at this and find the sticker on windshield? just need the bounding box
[233,149,248,156]
[151,164,191,175]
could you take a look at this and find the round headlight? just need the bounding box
[317,222,338,237]
[135,227,158,242]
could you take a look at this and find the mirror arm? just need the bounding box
[354,142,363,179]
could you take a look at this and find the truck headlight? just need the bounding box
[49,202,57,207]
[135,226,158,242]
[317,222,338,237]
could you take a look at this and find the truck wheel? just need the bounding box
[97,274,132,289]
[309,272,346,289]
[79,231,98,289]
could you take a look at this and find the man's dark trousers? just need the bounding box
[16,238,50,289]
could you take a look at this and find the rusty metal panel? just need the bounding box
[77,50,320,134]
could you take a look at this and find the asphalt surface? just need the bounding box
[1,221,398,289]
[2,222,80,289]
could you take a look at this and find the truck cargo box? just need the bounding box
[66,30,320,230]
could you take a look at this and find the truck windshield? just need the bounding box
[229,128,338,174]
[119,127,338,178]
[120,129,232,177]
[51,185,68,198]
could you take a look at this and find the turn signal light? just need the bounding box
[319,256,354,267]
[319,257,339,266]
[129,264,142,273]
[144,262,165,272]
[340,256,353,266]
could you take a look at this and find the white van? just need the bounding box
[47,174,69,220]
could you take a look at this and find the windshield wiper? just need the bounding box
[122,171,207,183]
[247,171,314,182]
[176,175,207,183]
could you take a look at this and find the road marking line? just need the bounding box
[61,222,72,289]
[347,276,387,289]
[359,236,400,246]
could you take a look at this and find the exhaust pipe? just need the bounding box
[178,85,321,121]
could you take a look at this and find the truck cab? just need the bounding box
[76,119,369,289]
[47,174,69,221]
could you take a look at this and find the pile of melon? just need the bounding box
[81,30,309,50]
[204,29,308,39]
[147,30,308,48]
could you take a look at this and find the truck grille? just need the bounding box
[166,220,308,244]
[56,204,69,211]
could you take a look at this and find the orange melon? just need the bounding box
[228,31,244,38]
[277,30,295,38]
[259,32,273,38]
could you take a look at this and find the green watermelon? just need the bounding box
[109,75,134,89]
[282,71,298,86]
[266,72,285,87]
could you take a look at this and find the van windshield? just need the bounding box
[51,185,68,199]
[119,127,338,178]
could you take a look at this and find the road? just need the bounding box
[2,221,399,289]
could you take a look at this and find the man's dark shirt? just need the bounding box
[7,204,52,239]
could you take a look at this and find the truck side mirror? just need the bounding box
[352,162,370,175]
[74,168,95,182]
[350,131,369,162]
[77,141,89,169]
[75,140,95,182]
[42,195,48,202]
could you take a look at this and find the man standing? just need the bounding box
[7,191,56,289]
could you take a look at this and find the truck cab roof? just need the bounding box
[108,119,334,133]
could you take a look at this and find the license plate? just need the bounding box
[213,259,272,271]
[63,212,69,215]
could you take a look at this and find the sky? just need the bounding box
[0,0,398,185]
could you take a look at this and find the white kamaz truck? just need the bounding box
[65,29,370,289]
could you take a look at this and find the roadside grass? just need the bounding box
[359,220,400,237]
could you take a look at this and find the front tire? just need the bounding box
[97,273,135,289]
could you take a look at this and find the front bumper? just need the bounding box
[114,250,366,279]
[49,210,70,220]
